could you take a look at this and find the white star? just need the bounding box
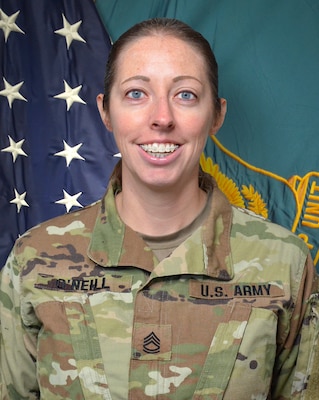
[10,189,29,213]
[54,14,86,49]
[1,135,28,162]
[54,80,86,111]
[55,190,83,213]
[114,153,122,158]
[0,9,24,42]
[0,77,27,108]
[54,140,85,167]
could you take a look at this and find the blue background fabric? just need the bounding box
[0,0,118,267]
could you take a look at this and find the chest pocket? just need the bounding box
[34,272,136,399]
[64,298,111,399]
[35,296,111,399]
[193,302,251,399]
[194,306,277,400]
[129,290,256,400]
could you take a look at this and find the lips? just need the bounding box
[140,142,179,158]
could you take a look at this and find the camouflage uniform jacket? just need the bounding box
[1,176,319,400]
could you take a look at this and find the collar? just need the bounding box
[88,175,234,280]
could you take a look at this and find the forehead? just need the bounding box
[115,35,207,76]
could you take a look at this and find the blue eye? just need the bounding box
[127,90,144,99]
[178,91,196,100]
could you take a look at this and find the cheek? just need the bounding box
[108,113,128,141]
[186,116,212,142]
[109,102,145,135]
[111,123,136,152]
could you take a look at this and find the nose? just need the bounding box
[150,96,175,131]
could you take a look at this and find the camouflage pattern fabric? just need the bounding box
[0,175,318,399]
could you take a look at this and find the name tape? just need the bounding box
[35,273,132,293]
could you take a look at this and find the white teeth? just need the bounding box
[140,143,179,154]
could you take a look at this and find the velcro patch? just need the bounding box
[189,280,284,300]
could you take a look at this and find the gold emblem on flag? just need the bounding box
[200,153,268,218]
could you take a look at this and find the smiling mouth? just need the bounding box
[140,143,179,158]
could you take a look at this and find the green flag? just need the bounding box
[95,0,319,270]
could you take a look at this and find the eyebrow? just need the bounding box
[121,75,202,85]
[173,75,202,85]
[121,75,150,85]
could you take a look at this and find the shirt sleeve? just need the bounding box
[272,253,319,399]
[0,249,39,399]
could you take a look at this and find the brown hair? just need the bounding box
[102,18,221,115]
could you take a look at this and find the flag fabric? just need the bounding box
[0,0,119,268]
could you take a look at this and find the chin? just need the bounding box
[144,178,180,191]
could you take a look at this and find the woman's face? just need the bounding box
[98,35,226,191]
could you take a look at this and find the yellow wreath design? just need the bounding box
[200,153,268,219]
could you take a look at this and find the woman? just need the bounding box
[0,18,318,400]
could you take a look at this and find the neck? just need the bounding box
[115,178,207,237]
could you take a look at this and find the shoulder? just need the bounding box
[230,207,315,305]
[231,205,309,266]
[27,200,99,236]
[12,201,101,265]
[232,206,307,248]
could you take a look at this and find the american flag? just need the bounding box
[0,0,119,268]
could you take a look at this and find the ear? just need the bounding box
[96,93,113,131]
[210,98,227,137]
